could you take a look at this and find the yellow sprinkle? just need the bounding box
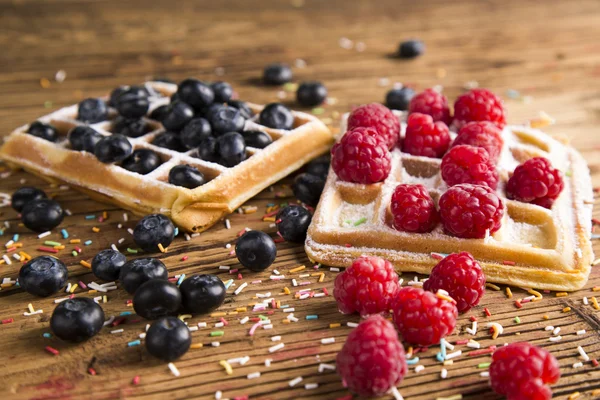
[528,289,543,300]
[219,360,233,375]
[437,292,456,303]
[529,111,555,129]
[158,243,166,253]
[543,314,549,320]
[53,245,65,250]
[103,295,107,303]
[592,258,600,266]
[178,314,193,321]
[88,289,97,294]
[406,346,413,358]
[191,343,203,349]
[329,323,341,329]
[289,265,306,273]
[19,251,32,261]
[318,273,325,283]
[80,260,91,268]
[567,392,580,400]
[310,273,321,277]
[235,307,247,313]
[69,283,78,293]
[593,287,600,292]
[282,319,290,324]
[92,227,100,233]
[27,303,35,313]
[485,283,501,291]
[40,78,51,88]
[70,239,81,244]
[592,297,600,310]
[228,311,238,315]
[555,292,568,297]
[443,360,454,366]
[102,211,108,219]
[592,389,600,396]
[210,312,227,317]
[491,325,500,339]
[0,282,12,288]
[263,217,276,222]
[12,243,23,248]
[0,260,5,265]
[563,307,572,313]
[506,287,513,299]
[283,287,291,295]
[276,300,281,309]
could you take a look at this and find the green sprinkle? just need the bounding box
[44,241,61,247]
[283,83,298,92]
[127,248,138,254]
[312,107,325,115]
[566,170,572,177]
[43,332,52,338]
[478,362,491,369]
[127,340,141,347]
[258,315,268,321]
[71,251,78,257]
[353,217,367,226]
[514,316,521,323]
[44,100,53,108]
[210,331,224,337]
[306,315,318,320]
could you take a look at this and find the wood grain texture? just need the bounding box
[1,0,600,399]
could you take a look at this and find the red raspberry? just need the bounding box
[336,315,407,397]
[439,184,504,238]
[390,184,439,233]
[453,88,506,129]
[408,88,452,125]
[331,128,391,184]
[506,157,564,209]
[333,256,400,316]
[347,103,400,149]
[423,252,485,313]
[402,113,451,158]
[441,145,499,189]
[452,121,504,163]
[391,287,457,346]
[490,342,561,400]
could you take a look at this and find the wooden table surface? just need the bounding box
[2,0,600,399]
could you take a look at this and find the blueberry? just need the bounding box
[296,81,327,107]
[227,100,254,119]
[11,187,47,212]
[151,132,186,152]
[304,155,330,179]
[121,149,162,175]
[216,132,246,167]
[241,130,272,149]
[19,255,68,297]
[168,165,206,189]
[202,103,225,120]
[259,103,294,130]
[170,92,180,103]
[177,79,215,112]
[133,214,175,253]
[50,298,104,342]
[113,116,150,138]
[91,249,127,281]
[385,87,415,111]
[180,274,226,314]
[133,279,182,320]
[94,134,133,163]
[236,230,277,272]
[27,121,58,142]
[115,86,150,119]
[398,40,425,59]
[77,98,108,123]
[195,137,220,163]
[68,126,103,152]
[263,63,292,85]
[180,118,212,149]
[149,105,169,122]
[162,101,195,132]
[119,257,168,294]
[209,106,245,136]
[145,316,191,361]
[211,81,233,103]
[292,173,325,207]
[276,205,312,243]
[21,199,64,232]
[109,85,129,107]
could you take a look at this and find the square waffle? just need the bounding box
[0,81,333,232]
[306,112,594,291]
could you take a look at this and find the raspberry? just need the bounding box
[333,256,400,316]
[390,184,439,233]
[336,315,407,397]
[331,128,392,184]
[506,157,564,209]
[441,145,499,189]
[391,287,457,346]
[452,121,504,163]
[490,342,560,400]
[439,184,504,239]
[453,88,506,129]
[408,88,452,125]
[423,252,485,313]
[402,113,451,158]
[347,103,400,149]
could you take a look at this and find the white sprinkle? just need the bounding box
[441,338,455,350]
[407,281,423,287]
[265,359,272,367]
[273,269,280,275]
[146,324,150,331]
[441,368,448,379]
[118,238,125,244]
[287,315,299,322]
[4,240,14,248]
[577,248,583,258]
[584,297,589,305]
[64,209,72,216]
[313,293,326,298]
[298,274,310,278]
[347,322,359,328]
[437,288,450,296]
[292,279,298,287]
[127,228,134,235]
[262,324,273,330]
[37,231,51,239]
[219,266,230,270]
[467,340,481,349]
[545,325,555,331]
[390,386,404,400]
[414,365,425,373]
[578,346,590,361]
[122,213,128,222]
[256,292,271,298]
[299,294,310,300]
[117,224,123,229]
[480,371,490,378]
[55,69,67,82]
[168,362,180,377]
[577,329,586,335]
[65,283,72,293]
[24,310,43,316]
[378,77,391,87]
[321,337,335,344]
[329,267,340,272]
[93,296,102,303]
[234,282,248,295]
[318,363,336,373]
[188,326,198,332]
[523,295,536,302]
[211,342,220,347]
[247,371,261,379]
[225,219,231,229]
[338,37,353,49]
[355,41,366,52]
[240,316,249,324]
[552,327,561,335]
[486,322,504,336]
[573,361,584,368]
[398,279,404,286]
[198,322,207,328]
[305,383,318,390]
[191,233,200,238]
[445,350,462,360]
[269,343,285,353]
[549,335,562,342]
[294,58,307,68]
[139,333,146,339]
[271,336,281,342]
[111,329,124,334]
[2,255,11,265]
[289,376,303,387]
[215,322,224,328]
[111,244,118,252]
[184,233,191,241]
[215,390,222,400]
[103,316,115,326]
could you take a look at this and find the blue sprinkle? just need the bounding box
[436,352,445,362]
[127,339,141,347]
[12,234,19,242]
[506,89,521,99]
[406,357,420,365]
[61,229,69,239]
[174,227,179,236]
[120,311,132,316]
[85,215,96,220]
[306,315,318,320]
[224,279,234,289]
[280,305,289,309]
[440,338,447,360]
[176,274,186,286]
[0,230,4,236]
[84,240,93,246]
[43,332,52,338]
[592,234,600,240]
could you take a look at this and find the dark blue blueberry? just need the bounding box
[119,257,168,294]
[50,297,104,342]
[68,126,103,152]
[162,101,195,132]
[168,165,206,189]
[241,130,272,149]
[259,103,294,130]
[209,106,245,136]
[170,92,180,103]
[263,63,292,85]
[276,205,312,243]
[151,131,185,152]
[292,173,325,207]
[94,134,133,163]
[11,187,47,212]
[91,249,127,281]
[133,214,175,253]
[21,199,64,232]
[180,118,212,150]
[27,121,58,142]
[19,255,68,297]
[149,105,169,122]
[385,87,415,111]
[180,274,226,314]
[195,137,220,163]
[109,85,129,107]
[227,100,254,119]
[216,132,246,167]
[304,155,330,179]
[121,149,162,175]
[296,81,327,107]
[77,98,108,123]
[177,79,214,112]
[113,116,150,138]
[211,81,233,103]
[133,279,182,320]
[236,230,277,272]
[145,316,191,361]
[115,86,150,119]
[398,40,425,59]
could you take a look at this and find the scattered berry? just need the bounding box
[385,87,415,111]
[68,126,103,151]
[162,101,195,132]
[241,130,272,149]
[121,149,162,175]
[236,230,277,272]
[390,184,438,233]
[216,132,246,167]
[50,298,105,342]
[145,317,191,361]
[133,279,182,320]
[276,205,312,243]
[133,214,175,253]
[168,165,206,189]
[259,103,294,130]
[180,274,226,314]
[77,98,108,123]
[304,155,330,179]
[177,78,214,112]
[441,145,498,189]
[208,105,245,135]
[296,81,327,107]
[94,134,133,163]
[19,256,68,297]
[211,81,233,103]
[11,187,46,212]
[180,118,212,150]
[112,116,150,138]
[347,103,400,149]
[263,63,292,85]
[402,112,450,158]
[439,184,504,238]
[27,121,58,142]
[91,249,127,282]
[21,199,64,232]
[454,88,506,129]
[506,157,564,209]
[408,88,451,125]
[115,86,150,119]
[119,257,168,294]
[292,173,325,207]
[151,131,186,152]
[452,121,504,163]
[398,39,425,59]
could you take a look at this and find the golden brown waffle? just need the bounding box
[0,81,333,232]
[306,112,594,291]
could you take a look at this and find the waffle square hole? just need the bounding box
[499,201,557,249]
[153,159,221,188]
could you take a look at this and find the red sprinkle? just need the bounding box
[521,298,531,304]
[323,287,329,296]
[266,310,274,315]
[132,375,141,385]
[515,300,523,309]
[237,273,243,280]
[593,359,599,367]
[455,339,469,345]
[468,347,496,356]
[45,346,60,355]
[593,219,600,225]
[88,367,97,376]
[237,229,247,237]
[78,281,87,289]
[219,317,228,326]
[1,318,14,324]
[6,247,17,253]
[229,269,239,274]
[181,255,188,261]
[274,237,285,243]
[502,260,516,266]
[37,246,59,254]
[75,246,82,253]
[470,316,478,322]
[111,317,127,327]
[250,317,261,322]
[344,243,352,247]
[233,396,249,400]
[275,219,282,224]
[126,300,133,305]
[484,307,491,317]
[69,294,75,299]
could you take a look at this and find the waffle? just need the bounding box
[0,81,333,232]
[306,112,594,291]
